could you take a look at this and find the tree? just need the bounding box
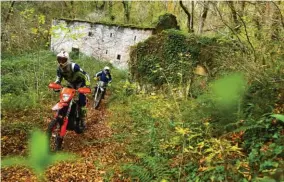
[122,1,130,23]
[108,1,115,21]
[197,1,209,34]
[227,1,240,32]
[271,1,283,40]
[179,0,194,33]
[1,1,15,41]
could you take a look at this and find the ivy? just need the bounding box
[129,29,240,90]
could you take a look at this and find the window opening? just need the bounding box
[88,32,94,36]
[117,54,121,60]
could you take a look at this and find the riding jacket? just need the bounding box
[95,70,112,83]
[55,62,90,89]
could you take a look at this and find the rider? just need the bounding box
[94,66,112,99]
[55,50,90,127]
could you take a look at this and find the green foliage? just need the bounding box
[181,73,248,134]
[243,79,279,119]
[2,92,40,110]
[108,66,283,181]
[1,130,77,181]
[1,51,56,111]
[1,74,28,95]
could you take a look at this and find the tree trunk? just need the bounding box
[1,1,16,41]
[179,0,193,33]
[198,1,209,34]
[96,1,106,10]
[239,1,246,17]
[270,1,282,40]
[122,1,130,23]
[253,6,261,39]
[70,1,75,19]
[108,1,114,21]
[190,1,194,31]
[227,1,240,32]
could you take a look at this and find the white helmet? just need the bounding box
[57,51,69,67]
[104,66,110,71]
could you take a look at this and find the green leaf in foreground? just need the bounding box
[271,114,284,122]
[1,130,77,180]
[211,73,247,107]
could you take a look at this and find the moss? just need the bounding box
[55,18,155,31]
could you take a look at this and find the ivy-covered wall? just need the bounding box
[129,29,239,87]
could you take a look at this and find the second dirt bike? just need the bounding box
[93,81,107,109]
[47,83,91,151]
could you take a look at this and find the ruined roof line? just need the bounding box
[55,18,155,31]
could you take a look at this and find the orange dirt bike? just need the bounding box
[47,83,91,151]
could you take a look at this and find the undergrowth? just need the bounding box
[107,70,284,181]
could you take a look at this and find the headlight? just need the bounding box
[62,94,71,102]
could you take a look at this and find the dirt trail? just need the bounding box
[1,95,128,182]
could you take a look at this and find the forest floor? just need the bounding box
[1,93,129,182]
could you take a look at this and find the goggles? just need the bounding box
[57,57,67,63]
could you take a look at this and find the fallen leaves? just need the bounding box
[1,97,127,182]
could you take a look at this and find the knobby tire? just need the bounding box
[47,119,62,152]
[93,88,103,109]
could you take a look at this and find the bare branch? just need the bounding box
[271,1,284,29]
[212,2,245,51]
[235,12,257,62]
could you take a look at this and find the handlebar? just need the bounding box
[48,83,91,94]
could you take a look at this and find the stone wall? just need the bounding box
[50,19,154,69]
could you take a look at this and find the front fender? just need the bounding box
[52,102,68,111]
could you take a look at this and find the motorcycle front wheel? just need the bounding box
[93,88,103,109]
[74,117,85,134]
[47,119,63,151]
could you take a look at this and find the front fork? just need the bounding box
[52,100,74,138]
[94,86,99,100]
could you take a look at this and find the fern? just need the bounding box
[122,156,173,182]
[122,164,152,182]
